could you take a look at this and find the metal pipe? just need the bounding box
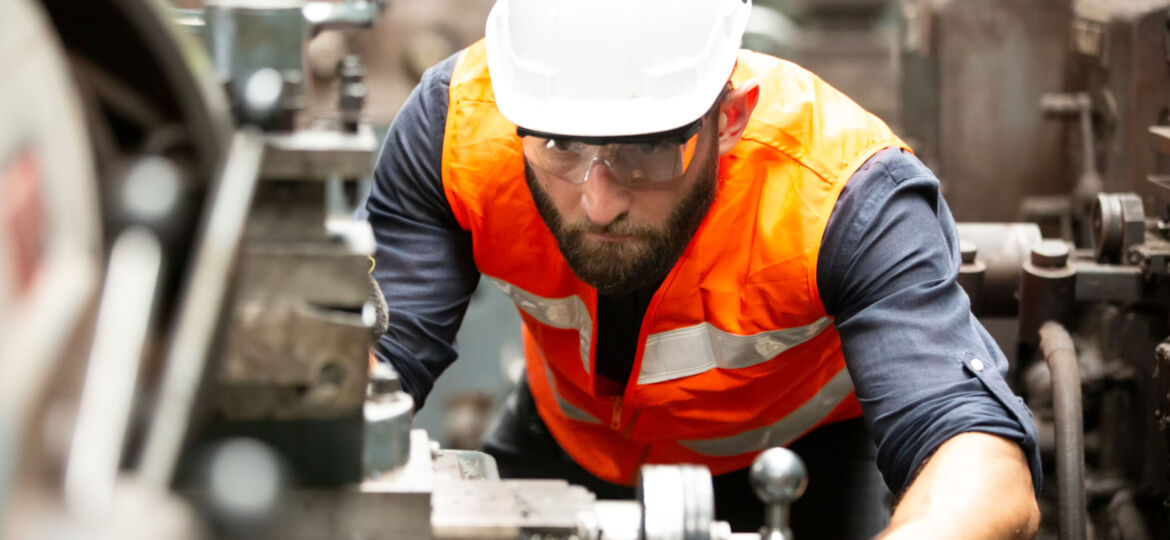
[1038,321,1087,540]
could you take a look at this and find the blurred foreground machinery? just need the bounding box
[901,0,1170,538]
[0,1,817,539]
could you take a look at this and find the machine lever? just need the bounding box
[750,447,807,540]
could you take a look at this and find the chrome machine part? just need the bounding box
[639,464,719,540]
[267,429,598,539]
[265,427,745,540]
[750,448,807,540]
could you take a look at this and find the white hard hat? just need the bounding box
[485,0,752,138]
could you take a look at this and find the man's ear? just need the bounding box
[716,79,760,155]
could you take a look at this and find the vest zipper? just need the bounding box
[621,408,642,438]
[610,396,623,430]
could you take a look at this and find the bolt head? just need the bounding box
[1031,240,1070,268]
[959,240,978,264]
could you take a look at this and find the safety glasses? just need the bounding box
[518,117,705,188]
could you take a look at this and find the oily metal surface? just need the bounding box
[431,479,596,539]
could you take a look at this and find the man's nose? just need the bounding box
[580,159,632,226]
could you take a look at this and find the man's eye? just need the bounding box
[547,139,573,152]
[637,142,668,155]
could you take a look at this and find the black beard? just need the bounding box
[523,145,717,296]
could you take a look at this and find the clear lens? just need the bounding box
[522,131,700,187]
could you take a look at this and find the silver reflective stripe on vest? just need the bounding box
[488,277,593,374]
[679,367,854,456]
[638,317,833,385]
[538,355,600,424]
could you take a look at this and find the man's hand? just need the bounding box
[878,432,1039,540]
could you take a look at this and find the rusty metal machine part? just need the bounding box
[938,6,1170,520]
[899,0,1074,222]
[955,223,1043,317]
[1092,193,1147,263]
[160,0,387,488]
[1018,241,1078,347]
[1068,1,1170,201]
[957,207,1170,538]
[977,187,1170,537]
[1040,91,1104,223]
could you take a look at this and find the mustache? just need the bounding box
[560,218,655,238]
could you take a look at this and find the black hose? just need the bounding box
[1038,321,1087,540]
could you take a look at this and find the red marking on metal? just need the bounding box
[2,148,46,297]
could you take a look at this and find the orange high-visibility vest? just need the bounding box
[441,40,907,485]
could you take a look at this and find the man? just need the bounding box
[358,0,1041,537]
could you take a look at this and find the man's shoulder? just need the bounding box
[416,52,460,104]
[734,48,841,99]
[734,51,903,184]
[846,148,938,192]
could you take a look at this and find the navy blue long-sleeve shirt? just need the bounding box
[356,53,1041,494]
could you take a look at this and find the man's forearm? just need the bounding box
[880,432,1039,540]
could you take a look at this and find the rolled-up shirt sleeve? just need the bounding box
[355,54,479,409]
[817,147,1041,494]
